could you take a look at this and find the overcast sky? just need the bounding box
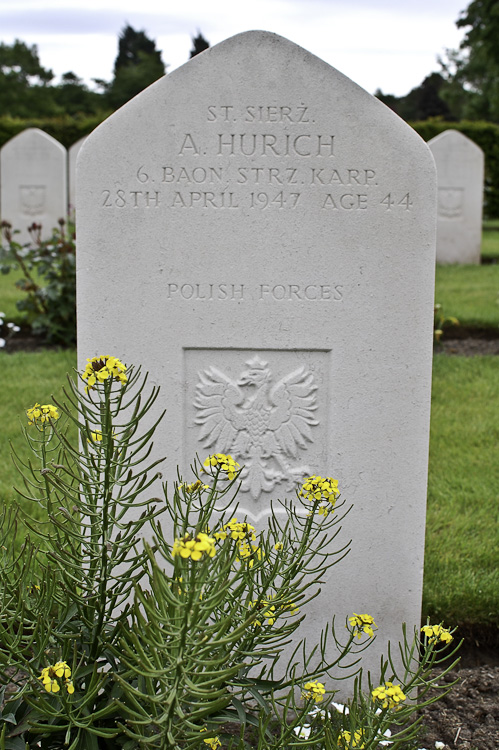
[0,0,469,96]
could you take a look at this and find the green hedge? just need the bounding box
[0,113,111,150]
[411,119,499,219]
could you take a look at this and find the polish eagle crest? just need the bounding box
[194,356,319,499]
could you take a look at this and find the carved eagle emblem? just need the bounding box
[194,355,319,499]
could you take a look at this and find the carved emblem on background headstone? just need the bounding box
[194,355,319,499]
[19,185,46,216]
[438,187,464,219]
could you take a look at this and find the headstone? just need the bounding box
[0,128,67,243]
[429,130,484,264]
[77,31,436,693]
[68,137,87,217]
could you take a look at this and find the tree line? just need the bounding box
[0,27,210,118]
[0,1,497,124]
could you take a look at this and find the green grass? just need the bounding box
[435,263,499,328]
[423,355,499,626]
[480,229,499,260]
[0,268,26,322]
[0,350,77,531]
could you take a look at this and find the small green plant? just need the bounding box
[0,310,20,351]
[434,302,459,343]
[0,356,460,749]
[0,220,76,345]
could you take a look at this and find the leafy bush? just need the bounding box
[0,220,76,345]
[0,356,460,749]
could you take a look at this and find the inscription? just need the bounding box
[194,355,319,499]
[98,102,413,214]
[166,283,343,301]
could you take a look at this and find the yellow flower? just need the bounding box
[215,517,256,542]
[372,681,406,709]
[27,403,59,426]
[348,613,377,639]
[172,532,216,561]
[338,729,365,748]
[237,541,264,567]
[39,661,74,694]
[200,730,221,750]
[299,475,339,515]
[178,480,209,493]
[301,681,326,703]
[81,355,127,391]
[250,594,299,626]
[203,453,240,480]
[421,624,453,645]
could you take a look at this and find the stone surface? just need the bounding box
[68,137,87,218]
[429,130,484,264]
[77,31,436,693]
[0,128,67,242]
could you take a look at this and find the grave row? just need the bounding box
[0,123,485,264]
[0,129,86,242]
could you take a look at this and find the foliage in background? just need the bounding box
[439,0,499,123]
[0,114,108,151]
[0,220,76,345]
[0,358,459,749]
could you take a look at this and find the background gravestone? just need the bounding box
[77,31,436,691]
[0,128,67,243]
[68,137,87,218]
[429,130,484,264]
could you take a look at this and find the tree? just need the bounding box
[0,39,59,117]
[53,72,105,116]
[189,32,210,58]
[439,0,499,121]
[375,74,452,122]
[107,24,166,108]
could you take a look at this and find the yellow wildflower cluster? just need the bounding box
[178,480,209,494]
[172,532,216,561]
[421,624,453,645]
[81,355,127,390]
[203,453,240,480]
[200,732,221,750]
[372,681,406,709]
[26,403,59,426]
[338,729,365,748]
[301,681,326,703]
[250,594,299,626]
[39,661,74,694]
[299,475,339,516]
[215,517,256,542]
[237,540,264,567]
[348,613,377,639]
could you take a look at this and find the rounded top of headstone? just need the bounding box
[1,127,65,154]
[428,128,484,156]
[80,29,433,167]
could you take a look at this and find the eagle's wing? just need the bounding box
[194,367,245,452]
[267,367,318,458]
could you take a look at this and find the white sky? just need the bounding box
[0,0,468,96]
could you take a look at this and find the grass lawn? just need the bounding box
[0,348,497,629]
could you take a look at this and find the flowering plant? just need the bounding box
[0,359,460,749]
[0,219,76,345]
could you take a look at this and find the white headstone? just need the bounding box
[77,32,436,692]
[429,130,484,264]
[0,128,67,243]
[68,137,87,218]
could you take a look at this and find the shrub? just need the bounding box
[0,356,460,749]
[0,219,76,345]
